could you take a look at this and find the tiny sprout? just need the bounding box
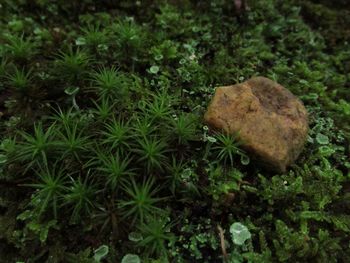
[75,37,86,46]
[179,58,186,65]
[206,136,217,143]
[230,222,251,245]
[240,154,250,165]
[93,245,109,262]
[121,254,141,263]
[64,86,79,96]
[128,232,143,242]
[64,87,80,110]
[155,54,163,61]
[316,133,329,145]
[150,65,160,74]
[318,146,335,157]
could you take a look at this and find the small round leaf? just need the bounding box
[93,245,109,262]
[319,146,335,156]
[128,232,143,242]
[149,65,159,74]
[121,254,141,263]
[316,133,329,145]
[240,154,250,165]
[64,86,79,96]
[230,222,251,245]
[206,136,217,143]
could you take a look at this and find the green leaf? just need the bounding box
[318,146,335,156]
[0,154,7,164]
[149,65,159,74]
[230,222,251,245]
[26,219,57,243]
[206,136,217,143]
[93,245,109,262]
[128,232,143,242]
[316,133,329,145]
[155,54,163,61]
[39,220,57,243]
[64,86,80,96]
[240,154,250,165]
[75,37,86,46]
[121,254,141,263]
[17,210,33,221]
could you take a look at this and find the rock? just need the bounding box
[204,77,308,173]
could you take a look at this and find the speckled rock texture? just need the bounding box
[204,77,309,173]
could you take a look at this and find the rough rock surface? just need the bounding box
[204,77,309,172]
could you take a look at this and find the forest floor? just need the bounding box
[0,0,349,262]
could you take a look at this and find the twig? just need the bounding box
[218,225,229,262]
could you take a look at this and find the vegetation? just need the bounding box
[0,0,349,262]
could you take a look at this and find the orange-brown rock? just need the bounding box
[204,77,308,173]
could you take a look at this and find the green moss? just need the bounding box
[294,0,350,46]
[0,0,348,262]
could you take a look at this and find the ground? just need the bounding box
[0,0,349,262]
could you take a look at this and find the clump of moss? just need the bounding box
[294,0,350,47]
[0,0,349,262]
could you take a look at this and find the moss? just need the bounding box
[294,0,350,47]
[0,0,349,261]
